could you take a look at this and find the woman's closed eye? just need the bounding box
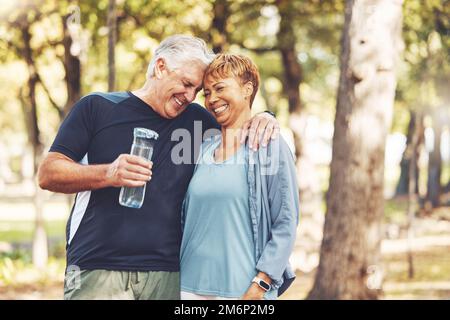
[203,86,224,97]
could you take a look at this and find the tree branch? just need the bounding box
[232,39,279,54]
[36,75,64,119]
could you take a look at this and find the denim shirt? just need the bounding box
[184,134,299,297]
[246,135,299,296]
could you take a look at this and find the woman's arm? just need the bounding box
[241,271,272,300]
[254,138,300,289]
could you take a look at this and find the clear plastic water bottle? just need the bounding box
[119,127,158,209]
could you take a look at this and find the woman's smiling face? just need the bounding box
[203,75,252,128]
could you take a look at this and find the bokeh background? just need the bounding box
[0,0,449,299]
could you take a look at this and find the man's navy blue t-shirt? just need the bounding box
[49,91,220,271]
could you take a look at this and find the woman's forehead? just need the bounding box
[204,74,235,87]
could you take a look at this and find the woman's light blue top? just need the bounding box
[180,138,276,299]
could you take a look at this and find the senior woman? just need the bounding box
[180,54,299,300]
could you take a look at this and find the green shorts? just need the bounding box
[64,269,180,300]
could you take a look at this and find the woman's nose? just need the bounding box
[209,91,219,104]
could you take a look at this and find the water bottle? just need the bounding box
[119,127,158,209]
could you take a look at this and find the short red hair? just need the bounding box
[204,53,260,107]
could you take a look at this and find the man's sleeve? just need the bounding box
[190,103,220,131]
[203,112,221,131]
[188,103,221,142]
[49,95,95,162]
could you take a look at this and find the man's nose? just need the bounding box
[185,88,197,103]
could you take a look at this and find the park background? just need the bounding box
[0,0,449,299]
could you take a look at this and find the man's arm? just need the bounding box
[240,112,280,151]
[38,152,152,194]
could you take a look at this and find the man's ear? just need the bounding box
[154,58,168,79]
[243,81,254,100]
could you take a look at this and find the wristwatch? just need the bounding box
[252,276,271,292]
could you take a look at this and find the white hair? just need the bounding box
[146,35,216,78]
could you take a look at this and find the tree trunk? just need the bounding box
[259,81,274,113]
[107,0,117,91]
[406,112,421,279]
[276,0,303,160]
[276,1,326,268]
[308,0,404,299]
[210,0,230,53]
[20,16,48,269]
[444,104,450,195]
[62,14,81,117]
[395,111,423,196]
[425,110,443,209]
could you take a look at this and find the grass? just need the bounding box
[385,197,409,224]
[280,245,450,300]
[382,246,450,299]
[383,246,450,283]
[0,220,66,243]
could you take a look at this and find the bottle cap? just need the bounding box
[134,127,159,140]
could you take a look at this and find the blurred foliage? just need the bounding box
[393,0,450,132]
[0,0,447,149]
[0,255,65,287]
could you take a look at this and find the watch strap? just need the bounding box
[252,276,271,292]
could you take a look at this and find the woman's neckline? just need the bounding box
[211,139,245,165]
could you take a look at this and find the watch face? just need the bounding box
[259,280,270,291]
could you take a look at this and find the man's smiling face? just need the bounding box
[154,59,205,119]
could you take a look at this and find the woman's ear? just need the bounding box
[243,81,254,100]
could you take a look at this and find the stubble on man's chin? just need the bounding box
[171,105,189,119]
[164,108,183,119]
